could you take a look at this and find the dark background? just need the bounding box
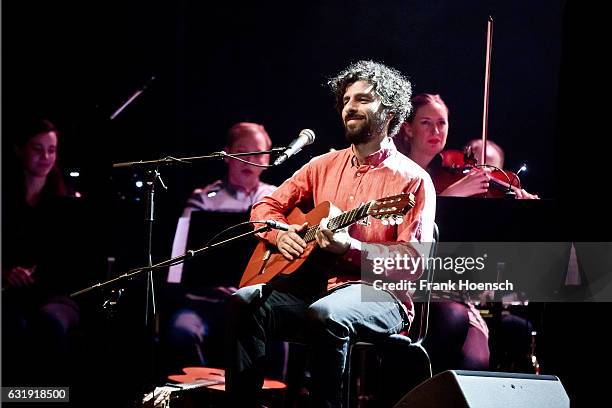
[3,0,563,202]
[3,0,610,406]
[2,0,567,262]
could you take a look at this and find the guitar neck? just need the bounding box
[302,201,372,243]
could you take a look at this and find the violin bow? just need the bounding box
[481,16,494,166]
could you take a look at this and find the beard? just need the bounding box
[344,110,388,145]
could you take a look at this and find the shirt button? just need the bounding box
[349,195,354,200]
[356,173,361,177]
[347,257,353,262]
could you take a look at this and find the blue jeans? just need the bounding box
[225,278,408,407]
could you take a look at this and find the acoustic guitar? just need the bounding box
[239,193,415,288]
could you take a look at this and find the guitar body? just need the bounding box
[239,202,330,288]
[238,192,415,288]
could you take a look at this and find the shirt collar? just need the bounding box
[350,137,396,167]
[223,178,260,197]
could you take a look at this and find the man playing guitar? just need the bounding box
[225,60,436,407]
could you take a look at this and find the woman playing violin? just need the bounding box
[399,93,538,199]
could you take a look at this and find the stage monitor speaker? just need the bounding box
[393,370,569,408]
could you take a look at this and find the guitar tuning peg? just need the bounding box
[394,215,404,225]
[381,217,389,226]
[388,217,396,226]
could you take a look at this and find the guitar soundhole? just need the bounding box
[262,249,271,261]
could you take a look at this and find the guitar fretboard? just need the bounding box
[302,201,372,242]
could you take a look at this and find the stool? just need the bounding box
[344,223,439,407]
[167,366,286,407]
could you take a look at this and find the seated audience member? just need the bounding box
[2,118,88,385]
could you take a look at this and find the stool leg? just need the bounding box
[345,344,380,408]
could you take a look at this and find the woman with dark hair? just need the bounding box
[2,118,82,385]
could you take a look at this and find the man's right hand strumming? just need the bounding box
[276,222,308,260]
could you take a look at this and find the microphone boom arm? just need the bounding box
[112,147,287,169]
[70,225,271,297]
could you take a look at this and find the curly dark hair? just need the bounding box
[328,60,412,137]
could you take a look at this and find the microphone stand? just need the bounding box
[110,147,286,324]
[111,147,286,168]
[143,169,165,329]
[71,225,271,298]
[72,224,271,398]
[103,147,285,392]
[94,77,291,398]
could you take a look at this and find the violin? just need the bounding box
[431,147,522,198]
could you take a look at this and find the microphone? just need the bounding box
[273,129,315,166]
[264,220,291,231]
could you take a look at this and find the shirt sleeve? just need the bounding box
[343,173,437,281]
[250,161,314,245]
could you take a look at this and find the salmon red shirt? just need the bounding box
[250,137,436,323]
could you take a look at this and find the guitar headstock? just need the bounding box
[367,193,416,226]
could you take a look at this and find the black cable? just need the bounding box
[121,221,268,273]
[508,172,521,190]
[217,151,275,168]
[163,220,271,269]
[202,220,259,247]
[474,164,517,192]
